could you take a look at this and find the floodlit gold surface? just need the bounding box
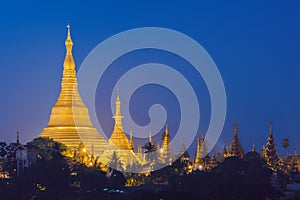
[40,25,108,155]
[104,95,142,168]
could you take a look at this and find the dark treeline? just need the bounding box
[0,137,299,200]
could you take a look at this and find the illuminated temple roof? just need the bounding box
[102,95,142,169]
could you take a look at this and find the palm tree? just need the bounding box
[143,141,157,164]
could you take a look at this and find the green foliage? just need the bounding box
[166,152,280,200]
[27,137,68,161]
[71,162,107,193]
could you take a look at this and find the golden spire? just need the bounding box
[195,135,201,164]
[64,23,75,70]
[162,122,170,147]
[165,121,169,136]
[197,135,201,151]
[39,25,108,159]
[161,122,172,165]
[112,93,124,131]
[149,132,152,144]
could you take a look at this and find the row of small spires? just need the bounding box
[13,120,298,161]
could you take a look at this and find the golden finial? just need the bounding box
[197,135,201,147]
[149,132,152,143]
[63,23,75,70]
[65,23,73,49]
[165,121,169,136]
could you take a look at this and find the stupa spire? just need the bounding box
[149,132,152,144]
[109,94,132,151]
[228,123,244,158]
[265,121,281,170]
[160,122,173,165]
[64,23,75,70]
[195,135,202,164]
[112,93,124,131]
[40,25,108,158]
[165,121,169,136]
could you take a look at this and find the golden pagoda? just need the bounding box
[228,123,244,158]
[160,123,173,165]
[108,95,132,150]
[194,134,204,170]
[102,95,142,170]
[39,25,108,155]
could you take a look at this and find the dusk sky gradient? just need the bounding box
[0,1,299,157]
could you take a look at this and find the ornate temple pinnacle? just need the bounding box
[40,26,108,158]
[165,122,169,136]
[65,23,73,47]
[197,135,201,150]
[64,23,75,70]
[112,94,124,131]
[149,132,152,143]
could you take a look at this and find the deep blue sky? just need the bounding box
[0,1,299,156]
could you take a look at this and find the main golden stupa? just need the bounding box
[40,25,108,155]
